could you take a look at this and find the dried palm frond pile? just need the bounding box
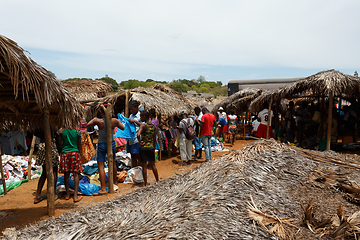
[0,34,83,129]
[4,140,360,239]
[61,80,112,101]
[302,200,360,238]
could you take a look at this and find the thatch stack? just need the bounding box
[5,140,360,239]
[0,34,83,129]
[83,84,198,120]
[61,79,112,101]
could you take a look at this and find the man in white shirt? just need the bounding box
[178,111,195,166]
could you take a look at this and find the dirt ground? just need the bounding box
[0,136,253,234]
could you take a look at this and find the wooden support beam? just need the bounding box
[0,148,7,195]
[44,108,55,216]
[27,135,37,180]
[101,103,114,194]
[326,93,334,150]
[125,90,130,118]
[266,99,273,139]
[2,102,20,116]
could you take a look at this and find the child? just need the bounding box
[134,111,159,186]
[227,110,238,146]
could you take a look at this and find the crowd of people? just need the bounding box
[33,102,247,204]
[250,99,360,149]
[32,98,360,204]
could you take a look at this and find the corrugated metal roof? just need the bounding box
[228,77,302,85]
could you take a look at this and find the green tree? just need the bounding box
[355,71,358,77]
[63,77,92,81]
[197,75,205,83]
[96,75,118,91]
[169,82,189,92]
[121,79,142,89]
[191,85,198,91]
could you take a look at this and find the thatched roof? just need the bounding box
[61,79,112,101]
[230,89,263,113]
[82,84,198,120]
[212,88,260,113]
[249,69,360,112]
[0,35,83,129]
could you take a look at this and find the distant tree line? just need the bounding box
[62,75,227,96]
[167,76,223,94]
[119,79,167,89]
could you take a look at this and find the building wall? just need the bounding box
[227,77,301,96]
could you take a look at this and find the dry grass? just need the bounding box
[61,79,112,101]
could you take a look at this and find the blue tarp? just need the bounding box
[56,175,108,196]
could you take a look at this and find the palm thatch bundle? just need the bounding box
[5,139,360,239]
[212,87,260,113]
[250,69,360,112]
[150,84,196,107]
[230,89,263,114]
[61,79,112,101]
[83,84,197,120]
[0,35,83,129]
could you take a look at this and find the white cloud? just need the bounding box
[1,0,360,80]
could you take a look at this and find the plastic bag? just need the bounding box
[124,166,144,184]
[56,175,105,196]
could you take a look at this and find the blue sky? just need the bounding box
[2,0,359,85]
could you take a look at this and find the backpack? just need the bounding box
[181,118,196,140]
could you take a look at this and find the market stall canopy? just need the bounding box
[212,88,260,114]
[61,79,112,101]
[229,89,263,114]
[0,35,83,129]
[249,69,360,112]
[82,84,198,120]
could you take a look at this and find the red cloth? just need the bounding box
[201,113,216,136]
[220,124,228,133]
[256,123,274,139]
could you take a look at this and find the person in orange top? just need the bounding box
[200,107,216,162]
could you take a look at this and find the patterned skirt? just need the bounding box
[59,151,83,173]
[228,125,237,135]
[35,142,59,167]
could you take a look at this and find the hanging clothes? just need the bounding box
[114,114,136,139]
[80,133,96,164]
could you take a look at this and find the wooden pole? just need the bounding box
[101,103,114,193]
[326,93,333,150]
[125,90,130,118]
[44,109,55,216]
[27,135,37,180]
[0,148,7,195]
[319,97,324,140]
[266,99,273,139]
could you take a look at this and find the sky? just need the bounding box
[1,0,359,85]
